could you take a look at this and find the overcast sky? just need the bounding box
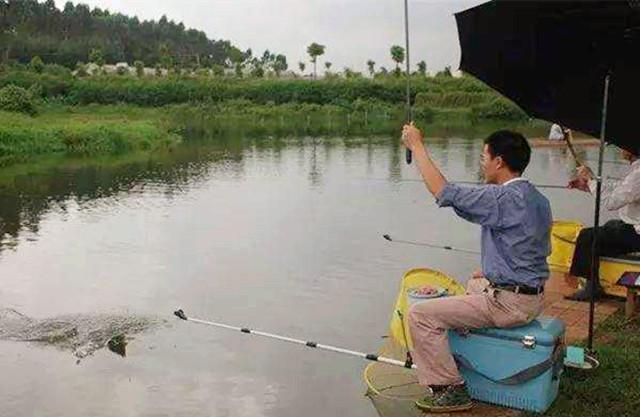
[61,0,485,73]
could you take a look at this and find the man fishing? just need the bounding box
[565,147,640,301]
[401,124,552,413]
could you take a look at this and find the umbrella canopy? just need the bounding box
[455,0,640,152]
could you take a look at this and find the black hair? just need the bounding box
[483,130,531,174]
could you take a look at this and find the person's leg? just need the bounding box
[567,220,640,300]
[408,293,493,387]
[568,226,594,280]
[407,293,490,412]
[407,277,542,413]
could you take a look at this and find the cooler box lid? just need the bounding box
[471,317,565,347]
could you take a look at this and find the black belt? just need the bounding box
[489,283,544,295]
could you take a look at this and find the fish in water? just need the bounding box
[0,308,162,360]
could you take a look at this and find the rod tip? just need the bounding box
[174,309,187,320]
[383,234,392,241]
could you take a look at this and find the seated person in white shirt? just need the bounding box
[548,124,568,141]
[566,147,640,301]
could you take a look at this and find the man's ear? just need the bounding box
[495,156,504,169]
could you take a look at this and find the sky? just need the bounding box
[61,0,485,73]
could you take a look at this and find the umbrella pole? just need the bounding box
[587,73,611,352]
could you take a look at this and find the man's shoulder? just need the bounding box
[502,181,551,208]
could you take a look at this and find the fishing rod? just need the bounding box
[363,178,569,190]
[383,234,480,255]
[584,158,627,166]
[403,0,412,165]
[454,180,568,189]
[173,309,415,369]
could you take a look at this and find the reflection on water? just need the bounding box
[0,135,627,417]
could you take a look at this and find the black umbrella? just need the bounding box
[455,1,640,353]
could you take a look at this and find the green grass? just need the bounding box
[531,312,640,417]
[0,104,181,160]
[0,101,550,166]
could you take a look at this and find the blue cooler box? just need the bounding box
[449,317,565,413]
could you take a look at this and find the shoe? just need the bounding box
[415,384,473,413]
[564,286,603,302]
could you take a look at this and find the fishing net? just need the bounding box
[0,308,160,360]
[363,269,465,417]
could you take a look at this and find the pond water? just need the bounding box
[0,136,625,417]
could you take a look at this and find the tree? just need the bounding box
[298,61,306,74]
[1,0,17,64]
[234,62,243,78]
[89,48,104,66]
[272,54,288,77]
[417,60,427,76]
[251,66,264,78]
[366,60,375,77]
[30,56,44,73]
[306,42,325,79]
[159,43,172,69]
[325,62,332,70]
[344,67,361,79]
[390,45,405,75]
[228,46,245,77]
[0,1,283,70]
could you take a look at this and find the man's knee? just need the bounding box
[578,227,593,239]
[577,227,594,245]
[408,302,439,330]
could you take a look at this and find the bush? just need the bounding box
[0,70,72,97]
[471,96,527,121]
[75,62,88,77]
[412,105,436,122]
[415,92,493,108]
[134,61,145,77]
[43,64,72,77]
[0,85,38,115]
[212,65,225,77]
[30,56,45,73]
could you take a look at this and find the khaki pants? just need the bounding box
[407,278,544,386]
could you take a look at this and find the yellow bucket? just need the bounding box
[548,220,583,273]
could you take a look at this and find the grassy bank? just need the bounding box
[0,102,548,163]
[0,104,181,164]
[530,312,640,417]
[170,101,546,139]
[0,67,546,163]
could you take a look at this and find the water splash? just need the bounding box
[0,308,161,360]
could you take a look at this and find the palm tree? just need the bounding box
[298,61,306,75]
[307,42,326,79]
[325,62,332,72]
[366,60,375,77]
[390,45,405,76]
